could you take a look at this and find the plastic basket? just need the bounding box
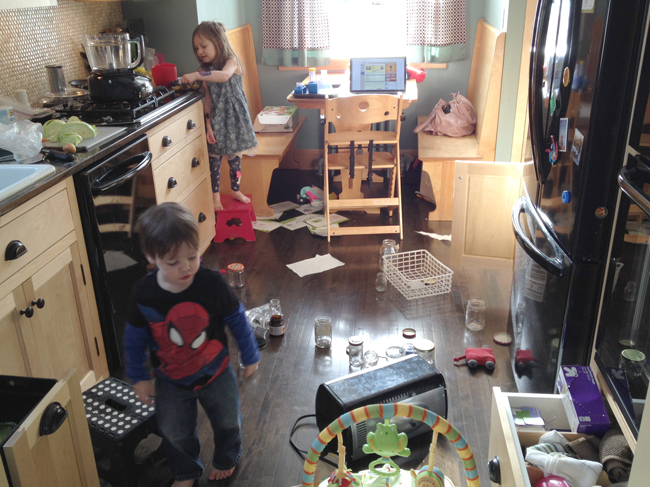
[383,249,453,300]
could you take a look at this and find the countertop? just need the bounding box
[0,91,204,217]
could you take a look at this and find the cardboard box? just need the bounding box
[557,365,610,436]
[254,106,298,132]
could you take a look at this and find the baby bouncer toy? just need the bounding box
[301,403,480,487]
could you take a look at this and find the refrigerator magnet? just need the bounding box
[559,118,568,152]
[563,67,570,87]
[571,129,584,165]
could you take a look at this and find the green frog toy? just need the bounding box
[362,420,411,477]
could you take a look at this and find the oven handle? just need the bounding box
[619,154,650,216]
[91,151,153,196]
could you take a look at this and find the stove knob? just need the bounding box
[187,120,197,130]
[191,157,200,168]
[162,136,173,147]
[168,177,178,189]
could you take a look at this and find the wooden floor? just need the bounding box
[158,170,517,487]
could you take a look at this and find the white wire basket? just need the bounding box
[383,250,453,300]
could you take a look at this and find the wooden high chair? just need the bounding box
[323,94,404,242]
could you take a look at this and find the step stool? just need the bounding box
[83,377,166,487]
[214,194,257,242]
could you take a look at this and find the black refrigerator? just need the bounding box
[509,0,649,393]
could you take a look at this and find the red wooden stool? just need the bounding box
[214,194,257,242]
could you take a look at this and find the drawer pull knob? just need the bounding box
[488,456,501,484]
[168,177,178,189]
[187,120,197,130]
[162,136,173,147]
[198,212,207,223]
[20,307,34,318]
[5,240,28,261]
[39,402,68,436]
[191,157,201,168]
[32,298,45,309]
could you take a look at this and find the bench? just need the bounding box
[220,23,306,218]
[418,18,506,221]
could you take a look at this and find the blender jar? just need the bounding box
[83,33,143,72]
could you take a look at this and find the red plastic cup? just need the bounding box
[151,63,177,88]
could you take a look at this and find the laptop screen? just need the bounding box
[349,57,407,93]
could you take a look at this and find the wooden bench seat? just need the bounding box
[219,23,304,218]
[418,18,506,221]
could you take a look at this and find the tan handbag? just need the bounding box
[414,92,477,137]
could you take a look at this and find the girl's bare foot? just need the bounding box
[171,480,194,487]
[213,192,224,212]
[232,191,250,205]
[209,466,235,481]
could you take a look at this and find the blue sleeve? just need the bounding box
[224,302,260,366]
[123,322,153,384]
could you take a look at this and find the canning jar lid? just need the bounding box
[414,339,435,352]
[348,336,363,346]
[402,328,416,339]
[227,263,244,272]
[621,349,646,363]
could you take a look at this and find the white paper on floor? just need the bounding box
[416,231,452,241]
[270,201,299,212]
[252,220,283,232]
[286,253,345,277]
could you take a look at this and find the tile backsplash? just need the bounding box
[0,0,122,108]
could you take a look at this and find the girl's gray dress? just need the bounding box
[206,71,257,157]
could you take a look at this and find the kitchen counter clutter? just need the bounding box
[0,91,203,217]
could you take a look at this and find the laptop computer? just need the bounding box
[349,57,407,95]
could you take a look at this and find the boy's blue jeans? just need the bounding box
[154,366,242,481]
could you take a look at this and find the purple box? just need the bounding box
[557,366,610,436]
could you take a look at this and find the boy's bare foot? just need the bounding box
[171,480,194,487]
[232,191,250,205]
[213,192,224,212]
[209,466,235,480]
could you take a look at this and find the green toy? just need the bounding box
[362,420,411,477]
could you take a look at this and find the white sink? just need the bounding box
[0,164,56,203]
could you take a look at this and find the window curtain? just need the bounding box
[406,0,467,63]
[262,0,330,67]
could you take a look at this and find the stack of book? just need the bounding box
[253,106,299,133]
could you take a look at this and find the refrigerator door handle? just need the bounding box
[619,155,650,215]
[512,196,567,277]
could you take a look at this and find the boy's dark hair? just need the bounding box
[136,202,199,259]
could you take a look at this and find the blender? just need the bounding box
[83,33,154,102]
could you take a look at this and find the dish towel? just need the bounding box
[599,427,633,482]
[525,450,602,487]
[286,253,345,277]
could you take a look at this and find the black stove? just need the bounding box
[53,87,174,125]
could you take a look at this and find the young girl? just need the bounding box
[181,21,257,212]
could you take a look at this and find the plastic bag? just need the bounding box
[413,92,477,137]
[0,120,43,161]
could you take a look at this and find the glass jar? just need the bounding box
[620,349,646,380]
[379,239,398,271]
[348,336,364,367]
[308,67,317,83]
[375,271,387,292]
[269,298,282,318]
[314,316,332,348]
[414,339,435,365]
[269,315,285,336]
[465,299,486,331]
[226,263,245,288]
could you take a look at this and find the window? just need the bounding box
[326,0,407,59]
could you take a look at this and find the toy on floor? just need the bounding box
[454,346,496,370]
[301,403,480,487]
[515,348,540,372]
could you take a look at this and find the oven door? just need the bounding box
[75,135,155,374]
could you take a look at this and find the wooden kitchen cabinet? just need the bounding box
[2,369,100,487]
[0,179,109,391]
[147,101,216,254]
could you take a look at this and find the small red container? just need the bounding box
[151,63,177,88]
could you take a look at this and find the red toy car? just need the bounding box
[454,346,496,370]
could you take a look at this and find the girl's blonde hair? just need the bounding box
[192,21,244,74]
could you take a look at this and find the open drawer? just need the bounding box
[488,387,612,487]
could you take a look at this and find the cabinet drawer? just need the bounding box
[147,103,204,166]
[180,177,215,254]
[0,189,74,283]
[489,388,604,487]
[154,134,209,203]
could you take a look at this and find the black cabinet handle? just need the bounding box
[488,456,501,484]
[39,402,68,436]
[191,157,200,168]
[162,136,172,147]
[187,120,196,130]
[5,240,28,261]
[32,298,45,309]
[168,177,178,189]
[20,307,34,318]
[198,212,207,223]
